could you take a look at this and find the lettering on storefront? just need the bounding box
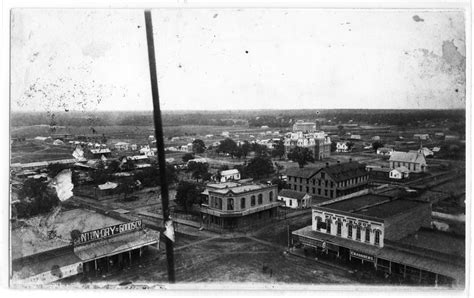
[350,250,374,262]
[74,220,143,246]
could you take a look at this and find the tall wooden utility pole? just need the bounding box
[144,9,175,283]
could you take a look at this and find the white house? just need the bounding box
[336,142,349,153]
[278,189,312,209]
[389,166,410,179]
[130,144,138,151]
[219,169,241,182]
[389,151,427,173]
[114,142,130,151]
[350,134,361,140]
[222,131,230,137]
[414,134,430,140]
[377,147,394,156]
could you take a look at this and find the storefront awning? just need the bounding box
[74,231,159,262]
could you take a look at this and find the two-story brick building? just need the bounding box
[291,193,465,286]
[200,182,281,231]
[286,161,369,200]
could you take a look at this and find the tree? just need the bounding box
[182,153,195,163]
[17,178,60,219]
[252,143,269,157]
[287,147,315,168]
[192,139,206,154]
[271,178,288,191]
[330,141,337,152]
[70,229,82,244]
[47,164,69,178]
[372,141,384,152]
[217,138,238,156]
[187,161,209,182]
[346,141,355,151]
[271,140,285,160]
[244,156,275,179]
[175,181,203,213]
[107,160,121,173]
[240,141,251,159]
[337,125,345,136]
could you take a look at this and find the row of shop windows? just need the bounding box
[210,192,274,211]
[316,218,381,245]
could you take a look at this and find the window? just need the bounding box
[356,226,361,241]
[330,190,334,198]
[374,230,381,245]
[318,179,321,186]
[306,186,309,193]
[289,200,292,206]
[316,217,325,231]
[300,178,302,183]
[227,198,234,211]
[306,178,309,184]
[294,185,297,190]
[312,187,315,194]
[318,188,321,195]
[241,197,246,209]
[347,224,353,238]
[312,179,315,185]
[325,180,328,187]
[330,181,334,188]
[324,189,328,196]
[326,219,331,234]
[269,191,273,202]
[365,229,371,242]
[251,195,256,206]
[299,185,302,192]
[321,173,325,179]
[258,194,263,204]
[337,222,342,236]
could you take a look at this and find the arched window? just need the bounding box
[269,191,273,202]
[326,219,332,234]
[356,226,361,241]
[315,216,323,231]
[258,194,263,204]
[336,221,342,236]
[347,223,353,238]
[374,230,381,246]
[365,228,371,243]
[227,198,234,211]
[251,195,256,206]
[241,197,246,209]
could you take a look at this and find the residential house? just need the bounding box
[336,142,350,153]
[377,147,394,156]
[278,189,312,209]
[414,134,430,140]
[114,142,130,151]
[220,169,241,182]
[389,151,427,173]
[389,166,409,179]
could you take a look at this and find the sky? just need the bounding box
[10,8,466,112]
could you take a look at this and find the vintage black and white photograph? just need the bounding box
[7,1,469,292]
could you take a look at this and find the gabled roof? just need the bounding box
[389,151,426,164]
[286,167,319,179]
[278,189,309,200]
[392,166,409,173]
[221,169,239,176]
[321,162,367,183]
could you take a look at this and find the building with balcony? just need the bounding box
[286,161,369,200]
[291,193,465,286]
[200,182,280,231]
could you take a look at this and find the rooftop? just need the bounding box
[286,166,318,179]
[322,162,367,182]
[389,151,426,164]
[220,169,239,176]
[321,194,391,213]
[278,189,308,200]
[354,199,428,219]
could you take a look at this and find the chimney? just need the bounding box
[326,162,329,168]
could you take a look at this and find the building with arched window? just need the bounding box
[200,182,280,231]
[292,191,465,286]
